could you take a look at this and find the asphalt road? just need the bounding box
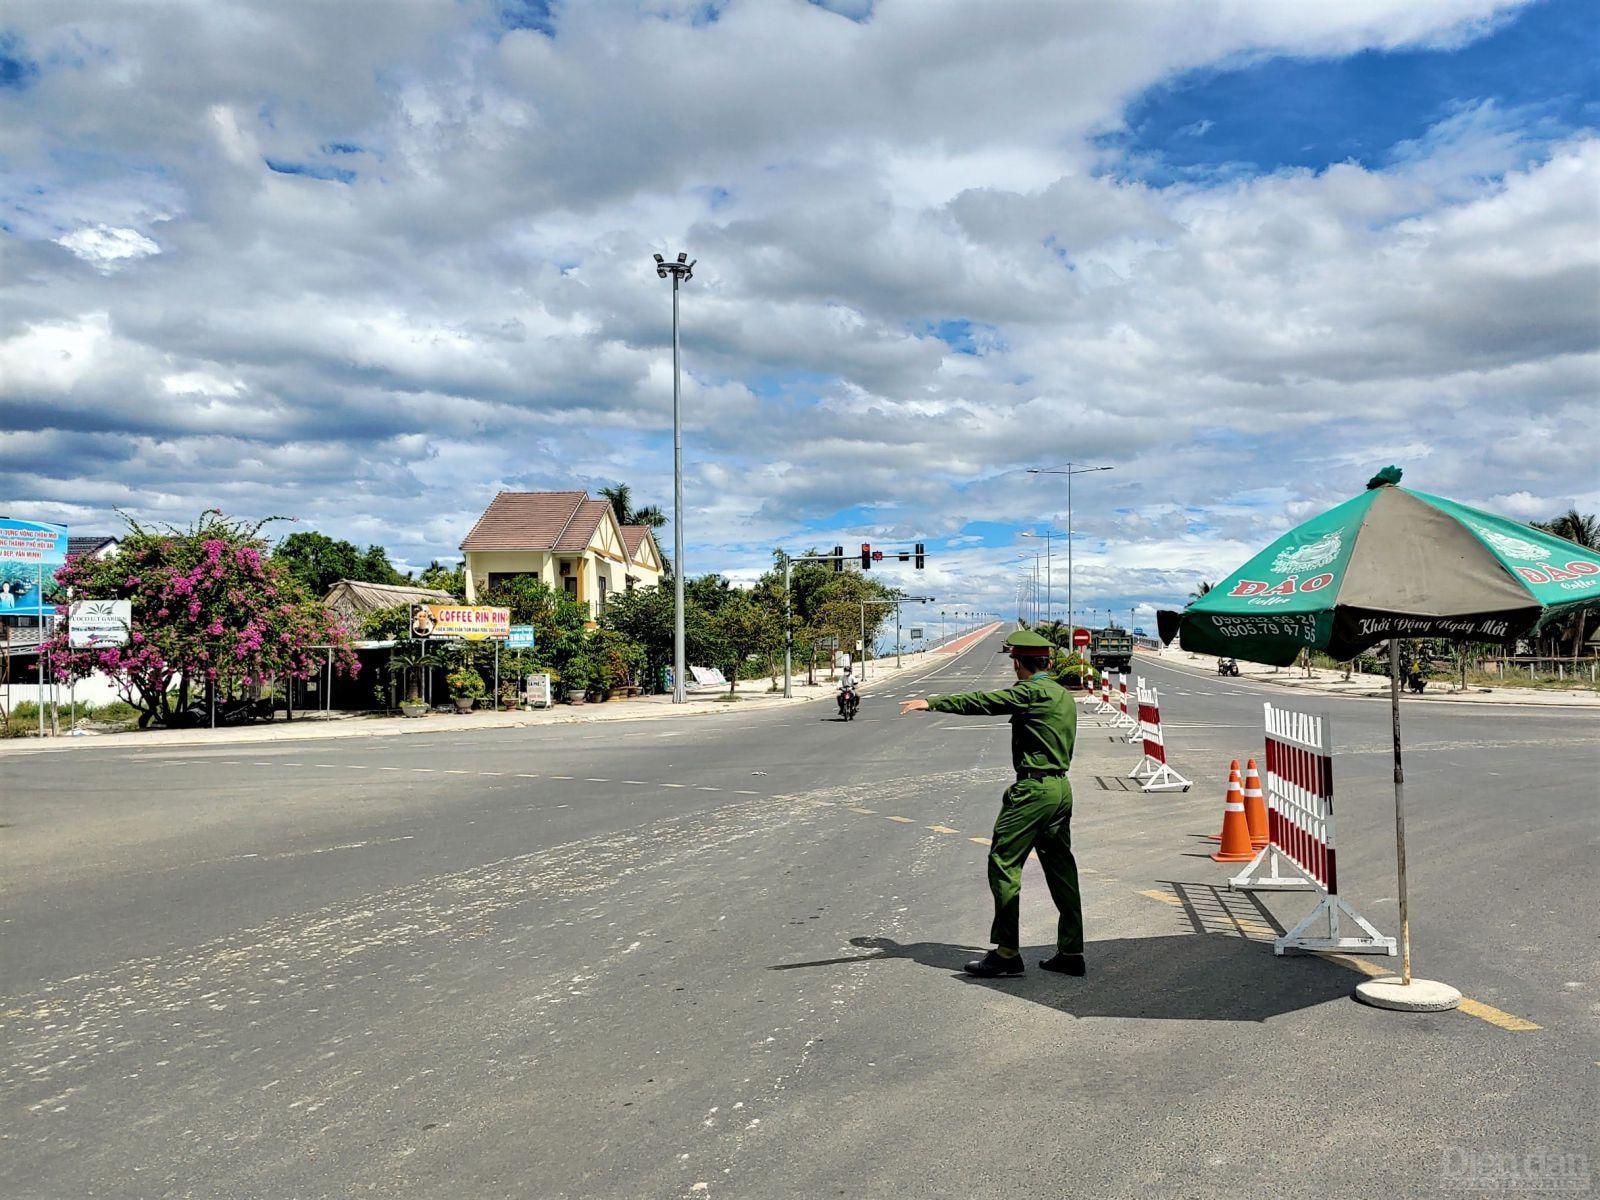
[3,631,1596,1199]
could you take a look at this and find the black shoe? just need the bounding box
[1039,953,1086,976]
[964,950,1024,978]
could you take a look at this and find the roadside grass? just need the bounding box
[2,699,142,737]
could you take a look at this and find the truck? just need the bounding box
[1090,626,1134,674]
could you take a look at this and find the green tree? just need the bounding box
[273,531,403,596]
[1531,510,1599,657]
[710,592,782,692]
[417,560,466,598]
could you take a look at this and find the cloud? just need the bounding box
[2,0,1594,617]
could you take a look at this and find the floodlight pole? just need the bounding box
[655,251,695,702]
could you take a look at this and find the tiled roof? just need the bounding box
[620,526,648,555]
[68,535,118,558]
[322,579,455,620]
[553,500,614,552]
[460,491,587,552]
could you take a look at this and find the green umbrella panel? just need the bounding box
[1160,482,1600,666]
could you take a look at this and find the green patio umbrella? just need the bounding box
[1158,467,1600,1010]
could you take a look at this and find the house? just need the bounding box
[67,535,121,561]
[321,579,457,632]
[459,491,665,617]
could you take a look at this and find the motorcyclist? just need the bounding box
[837,665,859,717]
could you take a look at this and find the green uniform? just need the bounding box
[927,671,1082,954]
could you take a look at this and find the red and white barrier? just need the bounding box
[1123,675,1145,744]
[1093,670,1117,715]
[1127,683,1192,792]
[1230,702,1395,957]
[1078,668,1100,705]
[1111,673,1137,731]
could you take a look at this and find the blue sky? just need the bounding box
[1,0,1595,629]
[1100,0,1596,185]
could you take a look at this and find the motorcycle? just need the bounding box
[837,686,860,721]
[1217,658,1241,677]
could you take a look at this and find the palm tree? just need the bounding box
[1189,581,1214,602]
[1532,509,1598,658]
[600,484,668,532]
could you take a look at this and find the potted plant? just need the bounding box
[388,648,439,717]
[562,658,591,704]
[447,666,486,712]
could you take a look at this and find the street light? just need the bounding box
[655,251,695,702]
[1016,551,1041,625]
[1027,464,1113,641]
[1020,529,1064,626]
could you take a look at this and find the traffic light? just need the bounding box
[832,545,844,573]
[860,543,871,570]
[915,542,925,569]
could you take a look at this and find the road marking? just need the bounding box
[661,783,687,788]
[480,771,504,777]
[1138,891,1543,1032]
[345,765,368,770]
[444,769,471,775]
[516,773,540,778]
[550,775,574,780]
[969,837,992,846]
[928,824,960,834]
[695,786,720,791]
[585,777,610,782]
[886,815,914,823]
[623,780,650,785]
[411,768,434,773]
[378,766,404,771]
[734,789,760,795]
[848,806,876,814]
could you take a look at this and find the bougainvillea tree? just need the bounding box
[44,510,358,727]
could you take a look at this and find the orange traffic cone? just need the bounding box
[1242,758,1268,849]
[1210,764,1255,862]
[1203,757,1236,843]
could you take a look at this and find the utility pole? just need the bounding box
[1028,464,1113,644]
[653,252,695,702]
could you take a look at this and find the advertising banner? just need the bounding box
[423,605,511,641]
[69,599,133,648]
[507,624,537,648]
[0,519,68,618]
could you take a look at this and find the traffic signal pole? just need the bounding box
[781,544,928,699]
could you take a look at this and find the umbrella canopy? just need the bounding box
[1158,467,1600,665]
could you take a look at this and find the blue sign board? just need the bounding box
[507,624,537,649]
[0,519,69,617]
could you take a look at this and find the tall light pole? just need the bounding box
[655,251,695,703]
[1020,529,1064,626]
[1027,464,1113,638]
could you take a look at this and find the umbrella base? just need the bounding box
[1354,976,1461,1012]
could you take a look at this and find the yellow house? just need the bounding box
[460,491,665,617]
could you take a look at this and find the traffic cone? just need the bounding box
[1242,758,1268,849]
[1210,764,1255,862]
[1203,756,1236,842]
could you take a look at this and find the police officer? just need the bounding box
[899,629,1084,978]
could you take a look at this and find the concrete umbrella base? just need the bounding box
[1354,976,1462,1012]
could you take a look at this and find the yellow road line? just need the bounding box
[969,836,992,846]
[1453,999,1541,1032]
[886,815,914,823]
[1137,890,1541,1032]
[848,806,875,815]
[927,824,960,834]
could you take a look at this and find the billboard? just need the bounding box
[0,519,68,618]
[69,599,133,648]
[507,624,536,648]
[420,605,510,641]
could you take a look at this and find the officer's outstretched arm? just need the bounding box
[919,686,1025,717]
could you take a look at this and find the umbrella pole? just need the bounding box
[1388,638,1412,985]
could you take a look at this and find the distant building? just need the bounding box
[321,579,456,633]
[459,491,665,617]
[67,535,120,561]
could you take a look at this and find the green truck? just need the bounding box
[1090,626,1134,674]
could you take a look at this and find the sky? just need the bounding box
[2,0,1596,631]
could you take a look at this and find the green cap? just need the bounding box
[1000,629,1054,656]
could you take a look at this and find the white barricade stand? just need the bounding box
[1126,684,1192,792]
[1093,671,1118,715]
[1123,675,1145,744]
[1231,702,1396,957]
[1111,673,1137,731]
[1078,668,1100,705]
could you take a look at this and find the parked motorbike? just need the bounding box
[1406,669,1427,695]
[1217,658,1241,677]
[837,686,860,721]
